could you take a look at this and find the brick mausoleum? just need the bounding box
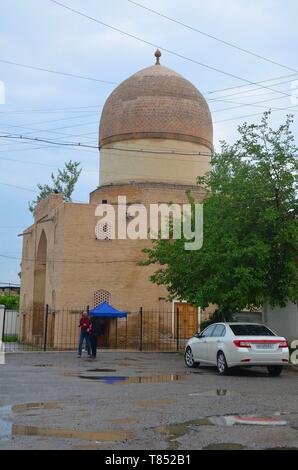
[19,51,214,349]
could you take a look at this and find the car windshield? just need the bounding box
[229,324,275,336]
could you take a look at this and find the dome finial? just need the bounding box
[154,49,161,65]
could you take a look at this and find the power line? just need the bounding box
[127,0,298,74]
[0,58,118,85]
[0,134,213,156]
[0,134,98,149]
[0,74,296,112]
[207,79,298,101]
[0,140,214,180]
[0,253,141,265]
[211,94,297,114]
[0,155,98,173]
[0,105,101,115]
[0,122,98,141]
[1,111,98,131]
[214,104,298,123]
[2,126,298,155]
[1,90,294,145]
[0,137,98,154]
[0,182,38,192]
[47,0,291,98]
[0,127,99,148]
[0,123,98,146]
[0,120,98,140]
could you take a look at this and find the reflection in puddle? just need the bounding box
[0,402,134,442]
[78,374,184,385]
[0,403,60,414]
[61,371,78,377]
[157,419,211,450]
[1,423,133,441]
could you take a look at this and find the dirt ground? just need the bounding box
[0,351,297,450]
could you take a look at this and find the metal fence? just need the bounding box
[1,305,199,353]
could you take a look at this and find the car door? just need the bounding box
[192,324,216,362]
[207,324,226,364]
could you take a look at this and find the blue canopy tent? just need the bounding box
[89,302,128,348]
[89,302,127,318]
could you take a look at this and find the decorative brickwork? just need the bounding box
[99,65,213,149]
[94,289,111,307]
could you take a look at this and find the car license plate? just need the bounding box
[255,343,275,349]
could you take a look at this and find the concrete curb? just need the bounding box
[286,363,298,372]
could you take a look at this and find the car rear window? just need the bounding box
[229,324,275,336]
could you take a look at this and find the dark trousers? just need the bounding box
[90,335,98,357]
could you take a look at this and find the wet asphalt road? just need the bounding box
[0,352,297,450]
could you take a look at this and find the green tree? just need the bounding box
[143,113,298,318]
[0,294,19,309]
[29,160,82,213]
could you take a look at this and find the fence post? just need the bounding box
[125,316,128,350]
[176,308,179,351]
[43,304,49,352]
[115,318,118,349]
[2,306,6,342]
[139,307,143,351]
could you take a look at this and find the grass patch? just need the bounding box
[3,335,19,342]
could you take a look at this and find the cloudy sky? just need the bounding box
[0,0,297,284]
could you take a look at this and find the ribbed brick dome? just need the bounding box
[99,60,213,149]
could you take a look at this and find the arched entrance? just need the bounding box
[32,230,47,338]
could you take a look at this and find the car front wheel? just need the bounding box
[184,347,199,368]
[217,351,229,375]
[267,366,283,377]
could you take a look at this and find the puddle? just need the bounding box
[78,374,184,385]
[60,371,78,377]
[157,419,211,450]
[189,389,240,397]
[203,443,246,450]
[0,402,60,414]
[0,402,134,442]
[157,413,288,449]
[0,423,133,442]
[136,399,176,408]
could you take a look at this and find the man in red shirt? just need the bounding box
[77,311,91,357]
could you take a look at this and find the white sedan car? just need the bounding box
[185,322,289,376]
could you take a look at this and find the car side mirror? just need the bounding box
[194,332,201,338]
